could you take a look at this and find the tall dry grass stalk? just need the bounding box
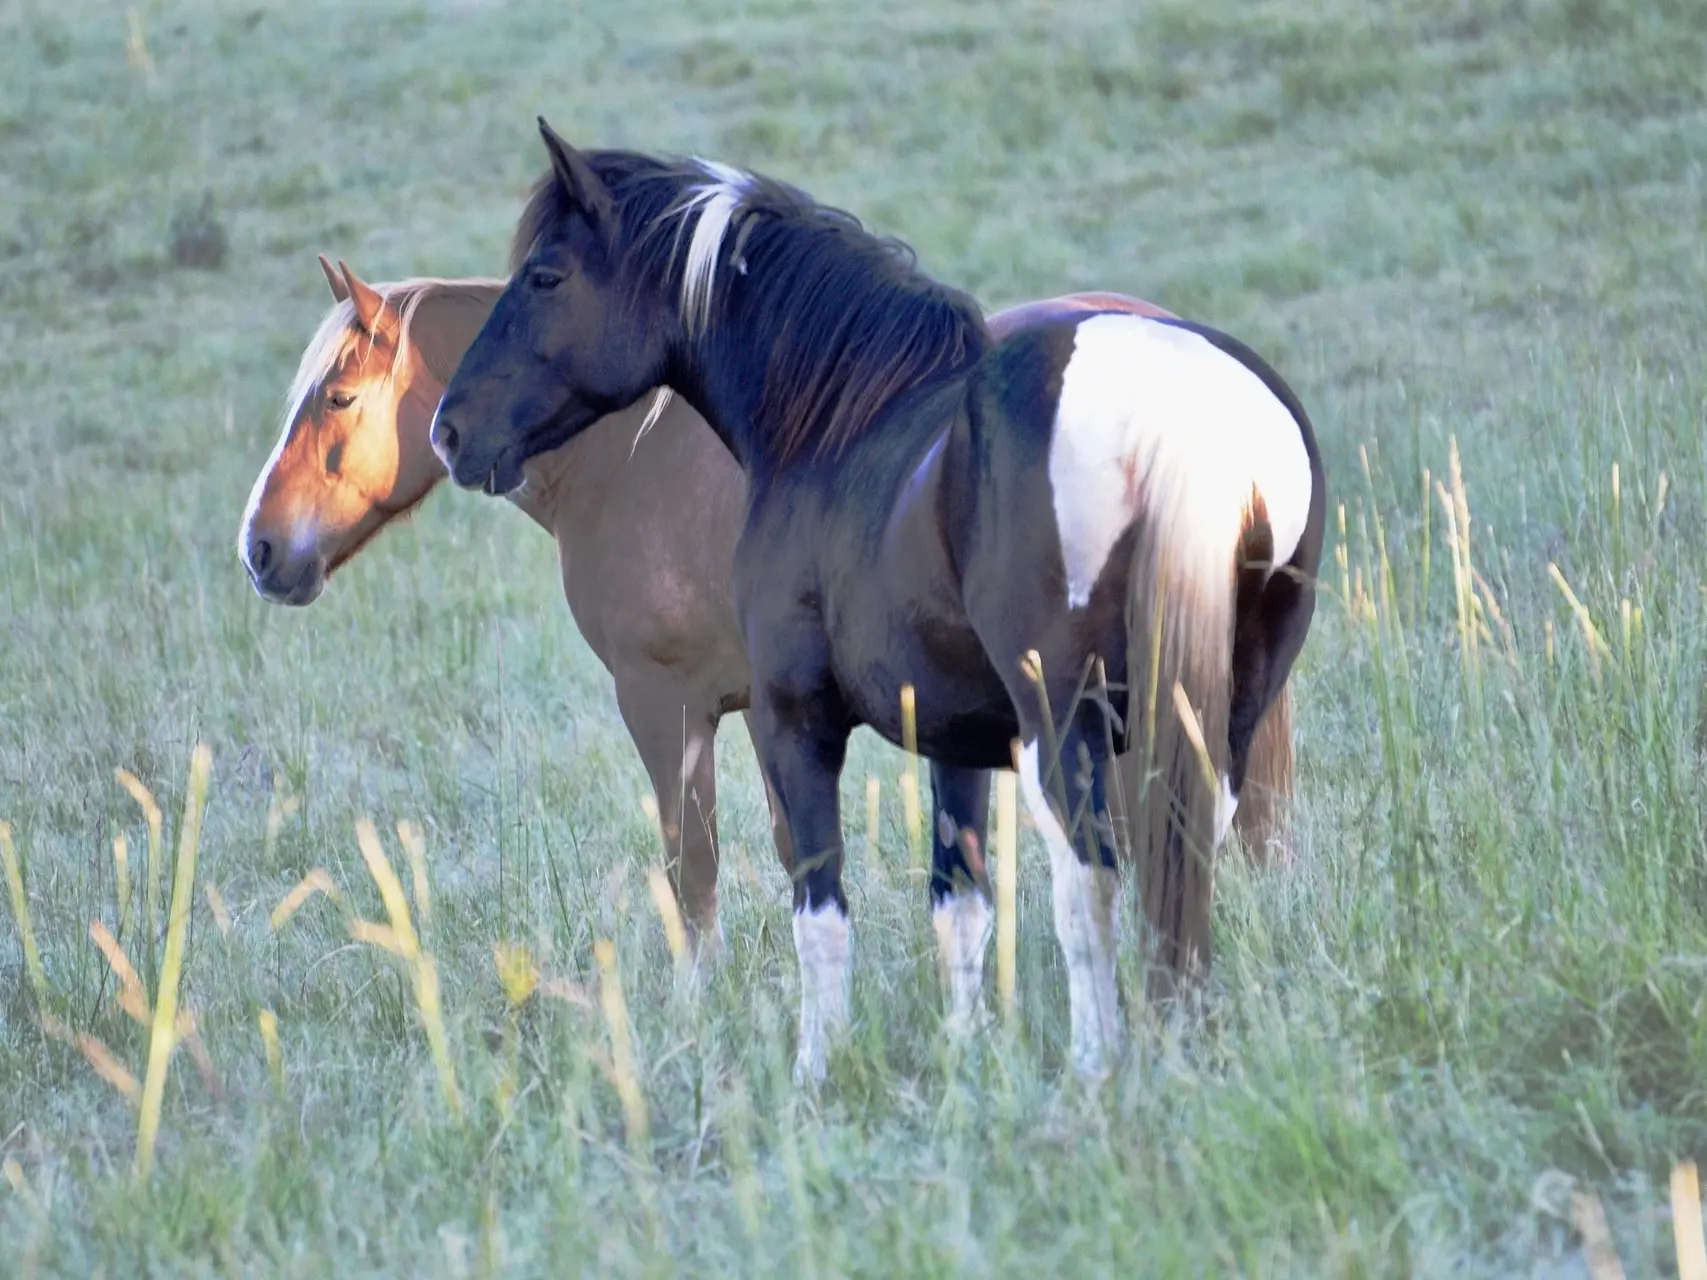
[134,741,211,1184]
[351,817,462,1121]
[0,821,48,1008]
[115,768,164,974]
[594,938,649,1155]
[899,683,923,872]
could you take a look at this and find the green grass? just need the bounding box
[3,0,1707,1273]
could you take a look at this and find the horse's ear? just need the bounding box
[537,117,614,229]
[337,259,386,334]
[318,254,349,302]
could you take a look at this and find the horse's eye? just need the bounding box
[327,391,356,410]
[528,268,564,292]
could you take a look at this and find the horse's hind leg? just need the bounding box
[928,763,993,1032]
[614,666,723,955]
[1014,696,1122,1080]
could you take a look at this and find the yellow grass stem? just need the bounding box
[1171,683,1222,800]
[350,818,461,1120]
[115,768,164,961]
[414,954,461,1120]
[112,832,132,941]
[645,869,690,972]
[135,740,211,1185]
[79,1031,142,1108]
[492,942,537,1124]
[1548,563,1613,668]
[89,920,148,1024]
[203,883,231,938]
[1673,1162,1706,1280]
[269,869,338,932]
[258,1009,284,1097]
[594,938,649,1155]
[396,819,431,935]
[354,818,418,956]
[899,684,923,873]
[994,765,1018,1024]
[0,821,47,1008]
[492,942,540,1007]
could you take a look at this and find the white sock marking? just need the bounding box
[1047,314,1315,609]
[792,900,850,1084]
[1018,740,1121,1079]
[932,888,994,1034]
[1215,775,1239,847]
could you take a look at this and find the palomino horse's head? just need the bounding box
[238,257,449,605]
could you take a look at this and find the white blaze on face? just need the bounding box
[792,900,851,1085]
[1017,740,1121,1080]
[932,888,994,1034]
[1046,314,1315,610]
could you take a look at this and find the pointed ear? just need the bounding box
[337,259,385,333]
[537,117,614,228]
[318,254,349,302]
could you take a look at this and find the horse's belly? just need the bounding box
[834,616,1019,769]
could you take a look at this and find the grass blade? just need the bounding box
[134,741,211,1185]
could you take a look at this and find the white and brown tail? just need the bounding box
[1063,314,1313,993]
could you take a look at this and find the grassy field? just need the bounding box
[3,0,1706,1273]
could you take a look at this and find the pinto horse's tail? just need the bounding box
[1118,426,1292,996]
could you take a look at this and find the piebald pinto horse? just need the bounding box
[239,262,1299,963]
[432,124,1324,1081]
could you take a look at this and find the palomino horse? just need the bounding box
[431,125,1325,1082]
[241,252,1298,987]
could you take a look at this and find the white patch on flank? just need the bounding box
[675,160,756,336]
[1215,775,1239,848]
[1047,314,1315,609]
[932,888,994,1034]
[1018,740,1121,1079]
[792,900,851,1084]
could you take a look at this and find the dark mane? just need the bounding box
[508,151,990,466]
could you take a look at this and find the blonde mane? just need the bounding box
[278,276,508,430]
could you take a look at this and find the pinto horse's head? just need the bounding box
[432,120,674,495]
[238,257,451,605]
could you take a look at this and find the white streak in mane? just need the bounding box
[673,160,755,336]
[629,387,676,459]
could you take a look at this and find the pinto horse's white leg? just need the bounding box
[793,901,851,1084]
[1018,739,1122,1080]
[928,763,995,1035]
[933,886,994,1034]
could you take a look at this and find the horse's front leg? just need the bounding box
[614,665,723,958]
[928,763,994,1033]
[751,690,852,1085]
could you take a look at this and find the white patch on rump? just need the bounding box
[1046,314,1315,609]
[932,888,994,1033]
[1017,740,1121,1079]
[792,900,851,1084]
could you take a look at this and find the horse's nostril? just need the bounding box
[250,537,274,576]
[438,423,460,458]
